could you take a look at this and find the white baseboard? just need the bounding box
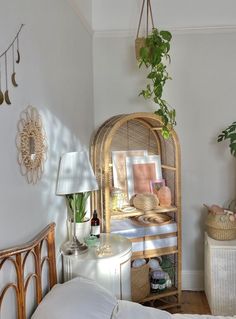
[182,270,204,291]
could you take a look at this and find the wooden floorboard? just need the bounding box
[168,291,211,315]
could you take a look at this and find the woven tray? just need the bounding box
[130,213,172,227]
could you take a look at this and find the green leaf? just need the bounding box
[160,30,172,42]
[229,142,236,157]
[137,27,175,138]
[153,35,162,46]
[154,74,164,85]
[162,127,170,139]
[147,72,156,79]
[155,109,163,116]
[165,42,170,53]
[154,85,163,98]
[140,47,149,60]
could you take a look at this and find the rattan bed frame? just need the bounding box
[0,223,57,319]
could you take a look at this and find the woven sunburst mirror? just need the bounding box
[16,105,47,184]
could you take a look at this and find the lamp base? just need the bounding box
[61,236,88,255]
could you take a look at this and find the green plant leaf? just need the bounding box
[154,85,163,98]
[217,122,236,157]
[160,31,172,42]
[229,142,236,157]
[162,127,170,139]
[138,27,175,138]
[140,47,149,60]
[147,72,156,79]
[66,192,91,222]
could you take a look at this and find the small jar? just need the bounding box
[150,270,167,293]
[111,188,124,211]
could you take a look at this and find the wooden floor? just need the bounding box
[168,291,211,315]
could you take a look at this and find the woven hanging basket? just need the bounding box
[135,37,146,60]
[205,213,236,241]
[135,0,154,60]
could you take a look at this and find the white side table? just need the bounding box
[61,233,132,300]
[205,233,236,315]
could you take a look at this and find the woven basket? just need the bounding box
[131,263,150,302]
[135,37,146,60]
[205,214,236,241]
[131,213,172,226]
[133,193,159,211]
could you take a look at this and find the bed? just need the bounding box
[0,223,235,319]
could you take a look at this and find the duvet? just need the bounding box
[32,277,236,319]
[112,301,236,319]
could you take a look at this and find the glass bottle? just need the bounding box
[91,210,100,238]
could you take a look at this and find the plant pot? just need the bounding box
[67,218,91,243]
[135,37,146,60]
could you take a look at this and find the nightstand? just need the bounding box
[61,233,132,300]
[205,233,236,315]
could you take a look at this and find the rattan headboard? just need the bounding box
[0,223,57,319]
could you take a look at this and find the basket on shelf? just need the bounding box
[131,213,172,226]
[132,193,159,212]
[131,263,150,302]
[205,205,236,241]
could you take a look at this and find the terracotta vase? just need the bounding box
[157,186,172,207]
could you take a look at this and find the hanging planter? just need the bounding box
[135,0,176,139]
[135,0,154,60]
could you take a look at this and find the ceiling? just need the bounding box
[71,0,236,33]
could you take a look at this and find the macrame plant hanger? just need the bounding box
[135,0,155,59]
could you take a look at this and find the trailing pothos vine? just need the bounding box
[138,28,176,139]
[218,121,236,157]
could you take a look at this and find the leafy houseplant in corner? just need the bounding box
[138,28,176,139]
[218,122,236,212]
[66,192,91,242]
[218,121,236,157]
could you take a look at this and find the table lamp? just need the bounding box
[56,151,98,255]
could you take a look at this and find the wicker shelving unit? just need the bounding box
[91,112,181,309]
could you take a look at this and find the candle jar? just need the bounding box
[111,188,125,211]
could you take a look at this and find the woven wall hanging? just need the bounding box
[16,106,47,184]
[0,24,24,106]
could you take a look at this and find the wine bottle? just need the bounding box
[91,210,100,238]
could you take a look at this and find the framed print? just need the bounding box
[150,179,165,196]
[126,155,162,199]
[112,150,148,201]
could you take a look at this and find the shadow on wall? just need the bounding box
[39,107,88,246]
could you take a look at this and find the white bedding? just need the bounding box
[112,300,172,319]
[32,277,236,319]
[174,316,235,319]
[112,301,236,319]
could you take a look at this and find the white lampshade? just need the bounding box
[56,151,98,195]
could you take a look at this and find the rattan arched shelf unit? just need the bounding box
[90,112,181,308]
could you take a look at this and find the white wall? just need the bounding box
[93,0,236,32]
[68,0,93,33]
[93,30,236,277]
[0,0,94,256]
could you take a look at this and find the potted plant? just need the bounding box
[66,192,91,242]
[218,121,236,157]
[137,27,176,139]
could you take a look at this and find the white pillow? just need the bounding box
[32,276,117,319]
